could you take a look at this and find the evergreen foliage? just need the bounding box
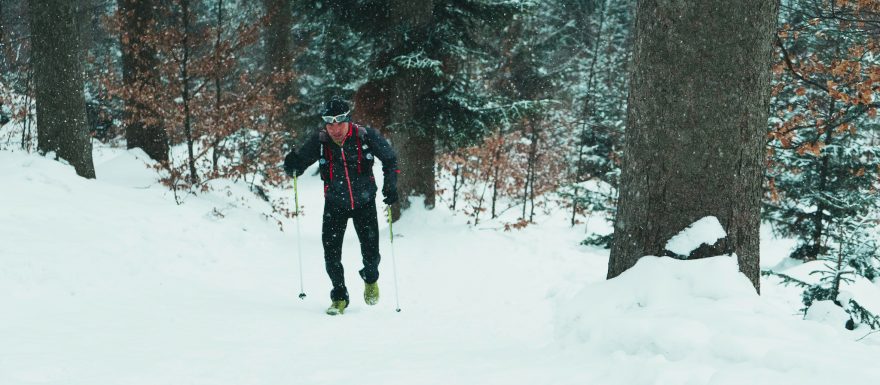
[288,0,534,149]
[763,0,880,329]
[767,0,880,261]
[551,0,633,240]
[287,1,374,127]
[763,267,880,330]
[369,0,534,148]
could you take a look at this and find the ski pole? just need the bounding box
[294,175,306,300]
[387,206,401,312]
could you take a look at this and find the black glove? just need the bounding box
[283,153,303,177]
[284,166,303,177]
[382,184,399,205]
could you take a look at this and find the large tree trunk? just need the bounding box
[263,0,294,133]
[263,0,292,77]
[0,1,5,72]
[30,0,96,179]
[389,71,436,211]
[118,0,168,162]
[607,0,778,292]
[387,0,436,212]
[75,0,93,55]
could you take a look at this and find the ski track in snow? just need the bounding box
[2,148,879,385]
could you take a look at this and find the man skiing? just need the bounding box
[283,97,399,315]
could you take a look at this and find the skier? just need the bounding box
[283,96,399,315]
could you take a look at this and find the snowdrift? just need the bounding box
[556,255,879,385]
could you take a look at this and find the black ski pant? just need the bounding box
[322,201,382,302]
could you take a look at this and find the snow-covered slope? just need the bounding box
[2,149,878,385]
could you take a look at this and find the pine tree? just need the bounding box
[767,0,880,263]
[764,0,880,329]
[431,0,633,228]
[550,0,633,242]
[303,1,532,217]
[286,1,374,132]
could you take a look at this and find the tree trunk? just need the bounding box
[263,0,292,73]
[572,0,609,226]
[181,0,197,185]
[607,0,778,292]
[0,1,5,72]
[809,98,836,261]
[491,129,505,219]
[75,0,93,55]
[451,161,461,211]
[22,69,34,152]
[118,0,168,162]
[263,0,294,132]
[387,0,436,212]
[29,0,95,178]
[212,0,224,173]
[525,122,540,222]
[390,102,436,208]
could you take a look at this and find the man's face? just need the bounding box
[326,121,349,142]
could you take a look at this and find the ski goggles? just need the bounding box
[321,111,351,124]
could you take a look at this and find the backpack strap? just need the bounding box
[317,130,333,181]
[355,125,363,173]
[354,124,371,174]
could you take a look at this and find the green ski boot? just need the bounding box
[326,299,348,316]
[364,282,379,306]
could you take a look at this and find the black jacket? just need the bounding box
[284,123,398,210]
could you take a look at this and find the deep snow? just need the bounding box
[2,147,879,385]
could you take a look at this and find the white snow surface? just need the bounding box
[557,255,878,385]
[2,148,879,385]
[665,216,727,256]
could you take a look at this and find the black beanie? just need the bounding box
[322,96,350,116]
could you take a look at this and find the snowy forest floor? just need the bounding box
[2,146,880,385]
